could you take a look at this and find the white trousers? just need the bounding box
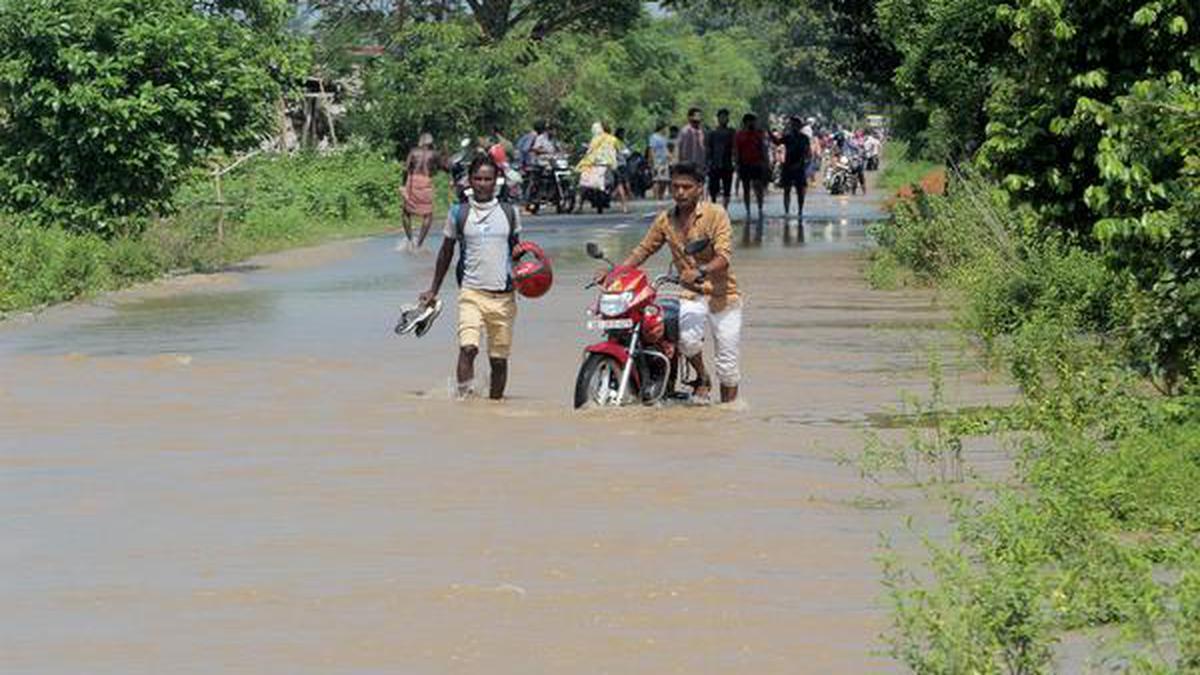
[679,297,743,387]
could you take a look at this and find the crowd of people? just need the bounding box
[396,110,885,251]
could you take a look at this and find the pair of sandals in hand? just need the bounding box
[394,298,443,338]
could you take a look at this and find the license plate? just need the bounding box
[587,318,633,331]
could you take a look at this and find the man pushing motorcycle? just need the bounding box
[609,161,742,403]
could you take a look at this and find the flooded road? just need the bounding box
[2,186,1008,673]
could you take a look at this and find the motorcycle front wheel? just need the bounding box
[557,191,575,214]
[574,352,631,409]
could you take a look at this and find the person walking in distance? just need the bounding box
[676,107,706,174]
[648,123,671,201]
[705,108,735,209]
[733,113,770,220]
[773,115,811,220]
[612,162,743,404]
[419,155,522,400]
[399,132,441,251]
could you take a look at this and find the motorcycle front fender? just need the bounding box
[583,341,643,388]
[584,341,629,366]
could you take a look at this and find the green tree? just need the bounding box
[978,0,1199,232]
[349,22,528,157]
[0,0,296,233]
[1084,66,1200,392]
[463,0,642,43]
[519,18,764,146]
[667,0,890,121]
[877,0,1010,160]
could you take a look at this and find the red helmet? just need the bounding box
[512,241,553,298]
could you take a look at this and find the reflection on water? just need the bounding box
[737,217,866,250]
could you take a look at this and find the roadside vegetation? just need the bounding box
[860,0,1199,669]
[0,149,413,312]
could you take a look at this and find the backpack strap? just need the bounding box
[454,202,469,287]
[502,202,518,293]
[501,202,518,249]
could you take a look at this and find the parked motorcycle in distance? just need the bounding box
[626,151,653,199]
[574,239,710,409]
[450,137,521,203]
[524,153,577,214]
[824,154,856,196]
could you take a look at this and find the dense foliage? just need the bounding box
[876,0,1008,160]
[874,0,1200,389]
[0,0,301,233]
[348,23,528,158]
[669,0,893,120]
[978,0,1199,232]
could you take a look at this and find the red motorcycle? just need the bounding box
[573,239,709,408]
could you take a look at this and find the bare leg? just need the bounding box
[456,346,478,395]
[617,184,629,213]
[417,213,433,248]
[687,353,711,398]
[401,210,414,249]
[720,385,738,403]
[489,358,508,400]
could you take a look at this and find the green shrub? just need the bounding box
[0,221,112,310]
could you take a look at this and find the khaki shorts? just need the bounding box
[458,288,517,359]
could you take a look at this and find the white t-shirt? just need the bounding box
[444,199,521,292]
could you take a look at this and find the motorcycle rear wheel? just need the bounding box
[574,353,632,409]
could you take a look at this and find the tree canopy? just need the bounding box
[0,0,301,232]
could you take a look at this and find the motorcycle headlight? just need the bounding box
[599,291,633,317]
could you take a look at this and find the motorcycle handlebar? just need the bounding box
[584,270,705,291]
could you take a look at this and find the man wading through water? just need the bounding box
[610,162,742,403]
[706,108,735,209]
[420,155,521,400]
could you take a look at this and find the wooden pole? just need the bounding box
[317,79,338,147]
[214,170,224,243]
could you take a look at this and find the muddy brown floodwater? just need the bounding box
[2,183,1013,673]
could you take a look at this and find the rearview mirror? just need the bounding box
[586,242,605,260]
[685,238,711,256]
